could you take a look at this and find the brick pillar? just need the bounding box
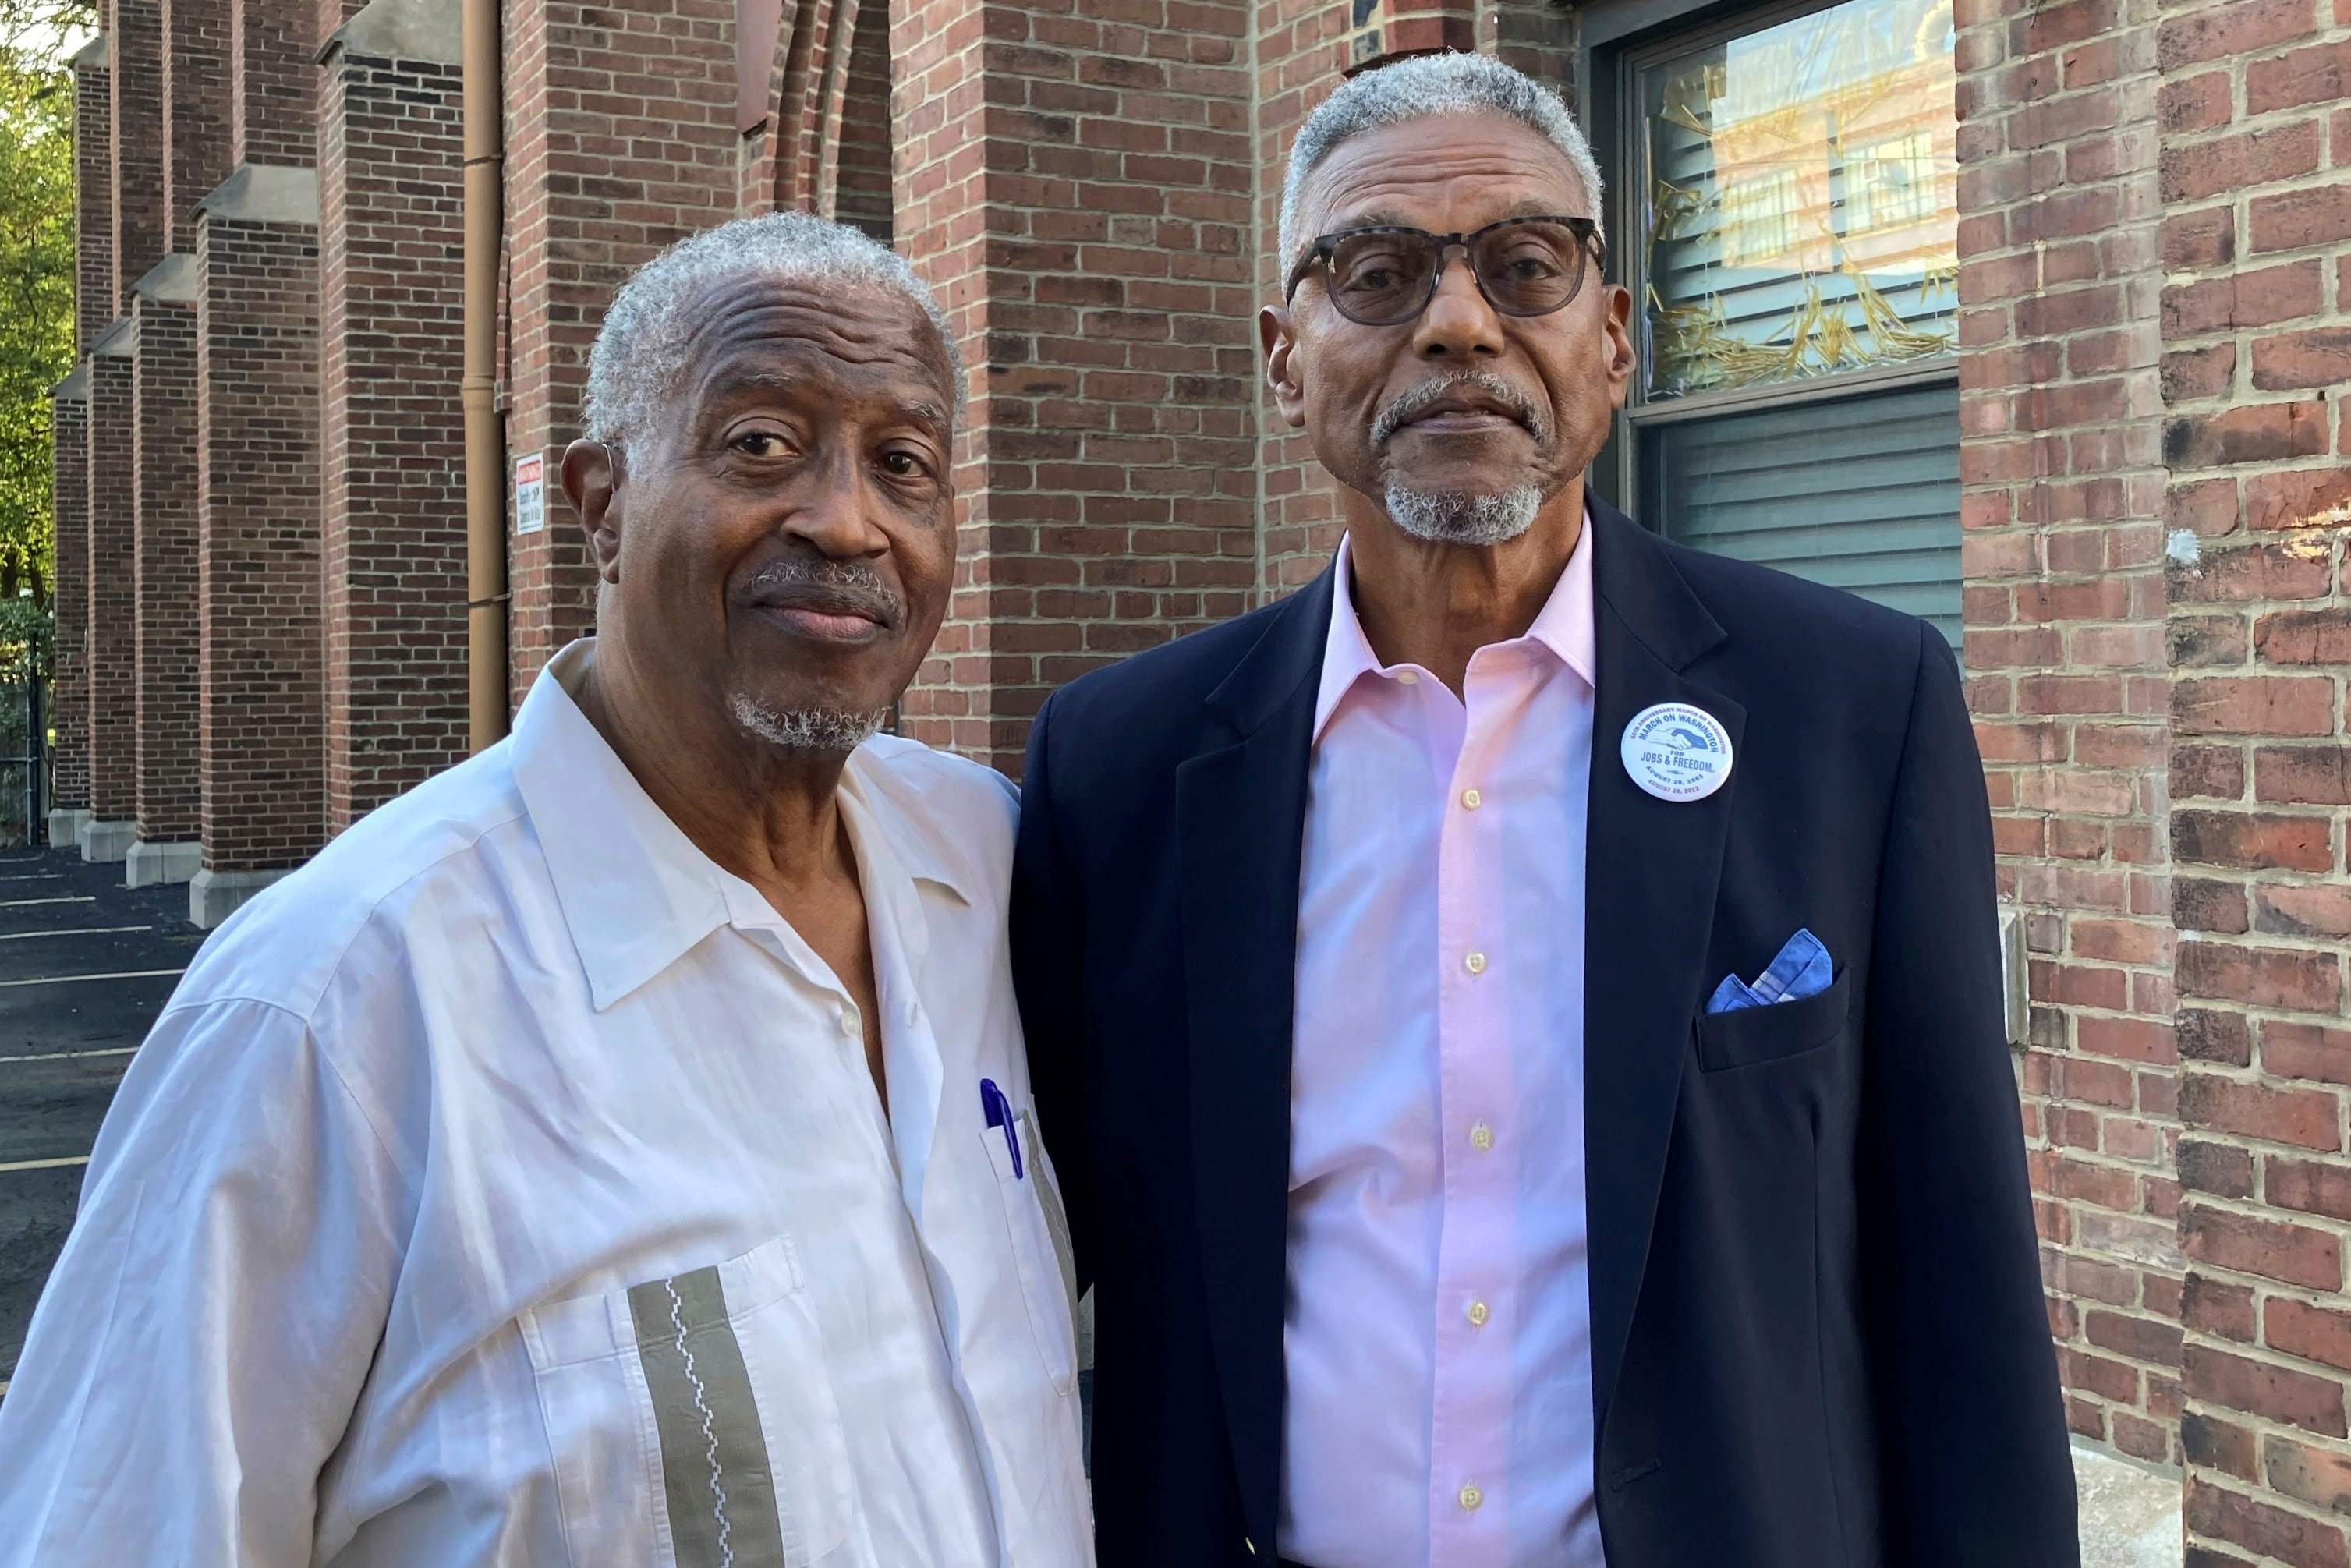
[832,0,892,242]
[81,330,138,862]
[193,166,324,926]
[165,0,236,250]
[233,0,315,165]
[2158,0,2351,1552]
[48,374,91,845]
[129,260,204,884]
[318,0,468,830]
[110,0,166,312]
[73,37,113,356]
[1955,0,2183,1464]
[890,0,1260,770]
[501,0,737,710]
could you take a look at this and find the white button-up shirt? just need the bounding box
[1280,526,1601,1568]
[0,640,1093,1568]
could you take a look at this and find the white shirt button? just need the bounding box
[1459,1481,1483,1512]
[1470,1121,1495,1151]
[1397,670,1420,685]
[840,1006,862,1039]
[1461,788,1482,810]
[1466,1299,1490,1327]
[1464,950,1486,975]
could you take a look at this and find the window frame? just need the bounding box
[1577,0,1962,514]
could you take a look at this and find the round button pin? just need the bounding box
[1620,701,1734,803]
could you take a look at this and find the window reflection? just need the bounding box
[1638,0,1960,399]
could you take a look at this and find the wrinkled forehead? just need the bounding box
[1298,111,1591,238]
[676,272,956,426]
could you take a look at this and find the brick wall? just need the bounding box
[834,0,893,241]
[109,0,165,310]
[1955,0,2185,1461]
[2157,0,2351,1554]
[500,0,738,707]
[196,210,324,872]
[890,0,1259,769]
[234,0,316,164]
[131,288,202,845]
[83,345,136,825]
[163,0,234,249]
[319,44,469,829]
[75,44,113,353]
[49,388,90,819]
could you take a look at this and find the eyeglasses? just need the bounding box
[1283,215,1605,327]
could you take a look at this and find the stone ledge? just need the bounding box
[77,819,136,864]
[197,164,320,228]
[319,0,462,65]
[189,868,290,930]
[126,839,201,888]
[2075,1439,2183,1568]
[44,808,90,849]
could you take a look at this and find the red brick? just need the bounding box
[2186,1477,2350,1567]
[2250,187,2351,255]
[2179,1071,2344,1154]
[2254,745,2351,804]
[2186,1411,2262,1479]
[2245,467,2351,529]
[2268,1433,2351,1515]
[2172,810,2334,872]
[2162,121,2321,204]
[2247,39,2351,112]
[2158,0,2317,69]
[2164,261,2323,336]
[2175,678,2336,736]
[2271,1156,2351,1222]
[2268,1297,2351,1373]
[2263,1021,2351,1082]
[2187,1273,2262,1340]
[2164,401,2332,469]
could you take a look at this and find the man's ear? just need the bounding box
[1602,284,1637,409]
[1260,305,1308,430]
[561,439,625,585]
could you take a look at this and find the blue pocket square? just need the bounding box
[1708,929,1832,1014]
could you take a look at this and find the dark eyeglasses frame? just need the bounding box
[1283,214,1606,324]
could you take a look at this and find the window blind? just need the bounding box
[1641,381,1962,645]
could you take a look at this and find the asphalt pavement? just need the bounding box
[0,846,204,1395]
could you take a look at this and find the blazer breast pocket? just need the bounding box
[1695,967,1853,1071]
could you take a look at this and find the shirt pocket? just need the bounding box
[1694,967,1854,1072]
[983,1106,1080,1396]
[519,1234,859,1568]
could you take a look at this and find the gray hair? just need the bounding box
[582,211,966,451]
[1277,53,1606,284]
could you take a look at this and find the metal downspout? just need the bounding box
[462,0,508,750]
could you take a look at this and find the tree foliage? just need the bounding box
[0,9,83,610]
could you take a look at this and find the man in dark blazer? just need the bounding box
[1012,53,2077,1568]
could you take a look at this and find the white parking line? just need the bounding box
[0,925,154,942]
[0,968,185,989]
[0,1156,90,1173]
[0,873,62,883]
[0,1045,140,1066]
[0,897,96,909]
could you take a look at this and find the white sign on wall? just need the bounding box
[515,454,545,535]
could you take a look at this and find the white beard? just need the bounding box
[1383,482,1543,546]
[729,693,888,754]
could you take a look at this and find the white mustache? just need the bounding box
[1370,373,1551,447]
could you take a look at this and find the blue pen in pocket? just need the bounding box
[980,1077,1024,1178]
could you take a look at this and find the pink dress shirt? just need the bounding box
[1279,521,1602,1568]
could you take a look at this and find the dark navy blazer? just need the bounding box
[1011,494,2078,1567]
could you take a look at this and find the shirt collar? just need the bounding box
[1312,509,1599,742]
[509,639,972,1011]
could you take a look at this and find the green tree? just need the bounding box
[0,16,80,610]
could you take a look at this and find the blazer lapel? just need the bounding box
[1583,500,1745,1427]
[1175,570,1332,1552]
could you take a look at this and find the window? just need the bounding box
[1608,0,1963,642]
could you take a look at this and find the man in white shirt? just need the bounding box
[0,211,1092,1568]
